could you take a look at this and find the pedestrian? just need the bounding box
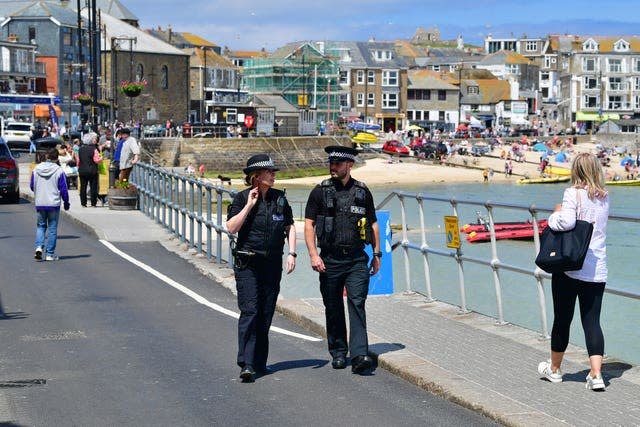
[76,132,100,207]
[537,153,609,391]
[304,145,381,374]
[31,147,70,261]
[482,167,489,182]
[226,154,296,382]
[118,128,140,182]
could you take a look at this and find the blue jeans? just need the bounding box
[35,209,60,257]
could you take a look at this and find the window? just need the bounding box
[506,64,520,74]
[614,39,630,52]
[582,57,597,72]
[608,95,622,109]
[28,27,36,43]
[356,70,364,84]
[367,70,375,84]
[439,111,445,121]
[356,93,364,106]
[541,72,550,81]
[226,108,237,123]
[382,70,398,86]
[609,59,622,73]
[432,65,440,72]
[609,77,625,91]
[407,110,414,120]
[339,70,348,85]
[635,77,640,91]
[583,76,598,89]
[525,41,537,52]
[382,93,398,108]
[467,86,479,95]
[438,90,446,101]
[63,32,72,45]
[367,93,374,106]
[634,59,640,73]
[408,89,430,100]
[373,50,392,61]
[135,63,144,81]
[583,95,598,108]
[635,96,640,110]
[544,56,552,68]
[339,93,349,108]
[161,65,168,89]
[583,39,598,52]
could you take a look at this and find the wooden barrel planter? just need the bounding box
[107,187,139,210]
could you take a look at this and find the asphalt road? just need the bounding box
[0,199,499,426]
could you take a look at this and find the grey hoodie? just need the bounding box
[30,161,69,211]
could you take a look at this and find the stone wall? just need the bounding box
[140,135,352,172]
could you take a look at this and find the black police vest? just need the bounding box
[316,179,372,251]
[236,189,288,257]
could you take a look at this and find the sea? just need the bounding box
[278,181,640,366]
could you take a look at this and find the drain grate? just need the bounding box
[0,379,47,389]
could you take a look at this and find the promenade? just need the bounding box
[17,165,640,427]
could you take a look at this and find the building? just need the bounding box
[406,69,459,131]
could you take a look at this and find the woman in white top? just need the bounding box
[537,153,609,391]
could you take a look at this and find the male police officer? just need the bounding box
[304,145,381,374]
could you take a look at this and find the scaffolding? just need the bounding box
[242,45,342,122]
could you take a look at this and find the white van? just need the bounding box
[2,120,33,150]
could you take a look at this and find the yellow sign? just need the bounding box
[444,215,461,249]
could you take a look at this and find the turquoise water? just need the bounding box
[279,181,640,366]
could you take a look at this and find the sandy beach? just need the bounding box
[277,141,620,186]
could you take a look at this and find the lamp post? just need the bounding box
[201,47,207,123]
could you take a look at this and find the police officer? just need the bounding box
[226,154,296,382]
[304,145,381,374]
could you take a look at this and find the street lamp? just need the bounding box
[201,47,207,123]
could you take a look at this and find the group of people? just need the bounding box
[226,146,381,382]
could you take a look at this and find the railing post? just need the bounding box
[168,174,174,234]
[485,204,506,325]
[531,208,549,338]
[216,189,223,264]
[206,185,212,261]
[451,201,469,314]
[188,179,195,250]
[180,177,187,244]
[416,196,434,302]
[197,179,203,255]
[398,195,413,294]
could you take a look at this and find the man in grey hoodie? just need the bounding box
[30,148,70,261]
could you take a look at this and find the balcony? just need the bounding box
[0,61,46,77]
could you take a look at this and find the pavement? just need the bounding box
[17,160,640,427]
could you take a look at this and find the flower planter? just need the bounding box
[78,98,92,105]
[107,187,139,210]
[122,87,142,97]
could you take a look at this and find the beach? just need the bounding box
[278,141,621,186]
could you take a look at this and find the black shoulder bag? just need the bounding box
[535,190,594,274]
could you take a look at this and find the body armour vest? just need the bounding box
[316,179,372,251]
[235,188,288,257]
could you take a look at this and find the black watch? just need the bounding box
[288,252,297,258]
[373,252,382,258]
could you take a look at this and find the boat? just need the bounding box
[461,219,547,233]
[544,166,571,176]
[606,179,640,186]
[466,223,547,243]
[351,132,378,144]
[516,176,570,184]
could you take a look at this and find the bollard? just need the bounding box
[109,161,119,188]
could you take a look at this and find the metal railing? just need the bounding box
[131,162,237,265]
[377,190,640,338]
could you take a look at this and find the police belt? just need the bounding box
[321,245,365,256]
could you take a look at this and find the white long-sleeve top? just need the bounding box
[547,187,609,283]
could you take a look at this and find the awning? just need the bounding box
[576,111,620,122]
[34,104,62,118]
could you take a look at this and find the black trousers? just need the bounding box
[319,250,370,359]
[551,272,605,356]
[234,255,282,370]
[79,173,98,207]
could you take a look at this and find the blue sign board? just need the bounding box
[365,210,393,295]
[0,95,58,104]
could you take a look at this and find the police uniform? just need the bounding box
[227,156,294,378]
[304,145,379,373]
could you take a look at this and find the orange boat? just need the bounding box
[466,222,548,243]
[461,219,548,234]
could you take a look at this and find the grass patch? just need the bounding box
[204,167,328,180]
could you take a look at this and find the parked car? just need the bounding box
[3,121,33,150]
[382,140,410,156]
[0,138,20,203]
[414,141,438,159]
[471,141,491,156]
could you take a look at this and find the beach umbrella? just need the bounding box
[555,151,567,162]
[620,156,634,166]
[407,124,423,131]
[532,143,548,152]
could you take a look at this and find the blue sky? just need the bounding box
[126,0,640,50]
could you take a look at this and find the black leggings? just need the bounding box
[551,273,605,356]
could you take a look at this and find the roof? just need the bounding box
[464,79,511,104]
[94,11,187,55]
[356,40,408,69]
[408,69,458,90]
[6,1,80,26]
[94,0,137,22]
[252,94,298,114]
[481,50,532,65]
[144,28,219,50]
[186,47,234,68]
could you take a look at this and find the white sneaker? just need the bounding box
[45,255,59,261]
[586,373,605,391]
[34,246,43,260]
[538,360,563,383]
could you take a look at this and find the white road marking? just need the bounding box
[100,240,322,342]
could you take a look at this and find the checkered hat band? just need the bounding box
[248,159,275,169]
[328,151,356,161]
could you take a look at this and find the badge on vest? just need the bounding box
[350,206,366,215]
[272,214,284,221]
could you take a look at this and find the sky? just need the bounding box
[124,0,640,51]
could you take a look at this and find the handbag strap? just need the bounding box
[575,188,584,220]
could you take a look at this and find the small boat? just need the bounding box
[606,179,640,186]
[466,223,547,243]
[351,132,378,144]
[461,219,547,233]
[544,166,571,176]
[516,176,570,184]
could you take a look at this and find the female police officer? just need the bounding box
[226,154,296,382]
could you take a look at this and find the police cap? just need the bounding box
[324,145,358,163]
[242,153,280,175]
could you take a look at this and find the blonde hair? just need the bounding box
[571,152,607,199]
[244,172,259,186]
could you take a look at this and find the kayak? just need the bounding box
[516,176,570,184]
[351,132,378,144]
[606,179,640,186]
[461,219,548,233]
[466,222,548,243]
[544,166,571,176]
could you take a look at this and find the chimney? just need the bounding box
[7,34,18,43]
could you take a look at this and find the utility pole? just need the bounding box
[90,0,98,129]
